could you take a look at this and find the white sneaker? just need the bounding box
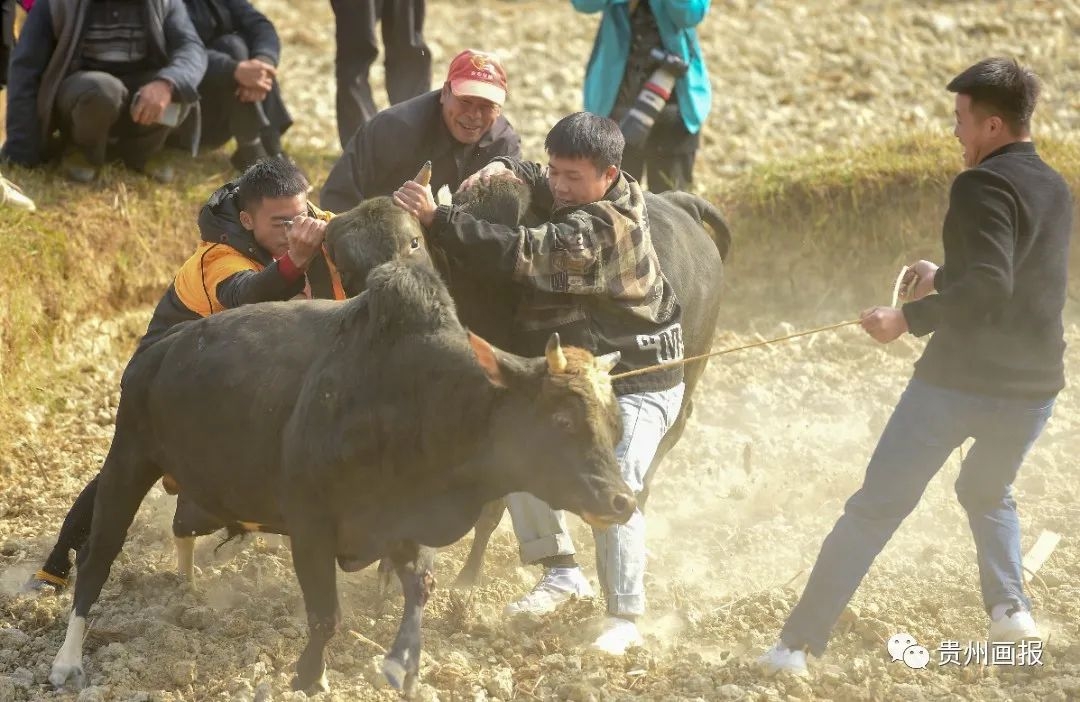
[503,567,593,616]
[989,608,1041,643]
[757,642,809,677]
[590,616,644,655]
[0,175,36,212]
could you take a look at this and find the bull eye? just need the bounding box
[410,237,420,250]
[555,415,575,432]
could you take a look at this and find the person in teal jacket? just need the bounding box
[572,0,711,190]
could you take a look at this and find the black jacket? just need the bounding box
[320,89,521,213]
[182,0,279,74]
[2,0,207,165]
[903,142,1072,398]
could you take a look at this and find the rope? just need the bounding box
[610,319,861,380]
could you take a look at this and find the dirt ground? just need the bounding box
[1,298,1077,702]
[2,0,1080,700]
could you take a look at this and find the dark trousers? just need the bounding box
[54,70,175,168]
[780,378,1054,656]
[169,34,292,155]
[619,111,699,191]
[0,0,14,89]
[330,0,431,149]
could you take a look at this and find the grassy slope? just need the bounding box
[0,135,1076,444]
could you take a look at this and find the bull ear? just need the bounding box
[468,331,508,388]
[595,351,621,374]
[545,333,568,374]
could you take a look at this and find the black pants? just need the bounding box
[168,34,292,155]
[54,70,176,167]
[0,0,14,90]
[330,0,431,149]
[42,475,98,579]
[615,105,700,191]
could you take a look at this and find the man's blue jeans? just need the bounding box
[780,378,1055,656]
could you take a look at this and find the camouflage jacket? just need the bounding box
[430,160,684,394]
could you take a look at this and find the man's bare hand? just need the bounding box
[393,180,437,227]
[860,306,909,344]
[286,216,327,269]
[234,59,276,91]
[236,85,269,103]
[456,161,521,193]
[901,259,939,301]
[131,80,173,125]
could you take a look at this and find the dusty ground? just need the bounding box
[2,0,1080,700]
[0,303,1077,702]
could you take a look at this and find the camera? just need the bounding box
[619,48,689,147]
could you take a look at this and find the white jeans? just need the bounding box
[506,382,685,616]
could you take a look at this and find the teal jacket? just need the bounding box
[572,0,711,135]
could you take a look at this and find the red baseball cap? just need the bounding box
[447,49,508,106]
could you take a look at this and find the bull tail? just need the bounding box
[214,525,249,554]
[663,191,733,262]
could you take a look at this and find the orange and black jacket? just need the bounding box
[136,181,344,353]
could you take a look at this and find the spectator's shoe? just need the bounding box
[590,616,644,655]
[503,566,593,616]
[757,642,809,677]
[0,173,36,211]
[21,569,69,595]
[62,152,97,184]
[231,141,269,172]
[989,608,1041,643]
[126,151,174,183]
[136,154,176,184]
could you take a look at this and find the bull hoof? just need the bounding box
[49,662,86,690]
[381,657,407,690]
[22,570,69,595]
[290,664,329,694]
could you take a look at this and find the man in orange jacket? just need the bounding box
[26,157,345,592]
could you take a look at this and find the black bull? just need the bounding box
[326,179,732,586]
[46,224,638,694]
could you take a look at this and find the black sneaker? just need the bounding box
[62,152,97,184]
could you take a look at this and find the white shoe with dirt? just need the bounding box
[989,608,1041,643]
[590,616,644,655]
[757,642,809,677]
[503,566,593,616]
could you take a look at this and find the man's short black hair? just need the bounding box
[947,57,1040,134]
[236,157,309,211]
[544,112,624,173]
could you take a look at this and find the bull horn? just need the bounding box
[414,160,432,186]
[595,351,621,374]
[545,333,568,374]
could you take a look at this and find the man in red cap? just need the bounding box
[320,49,521,214]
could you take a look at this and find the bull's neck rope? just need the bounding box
[609,319,861,381]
